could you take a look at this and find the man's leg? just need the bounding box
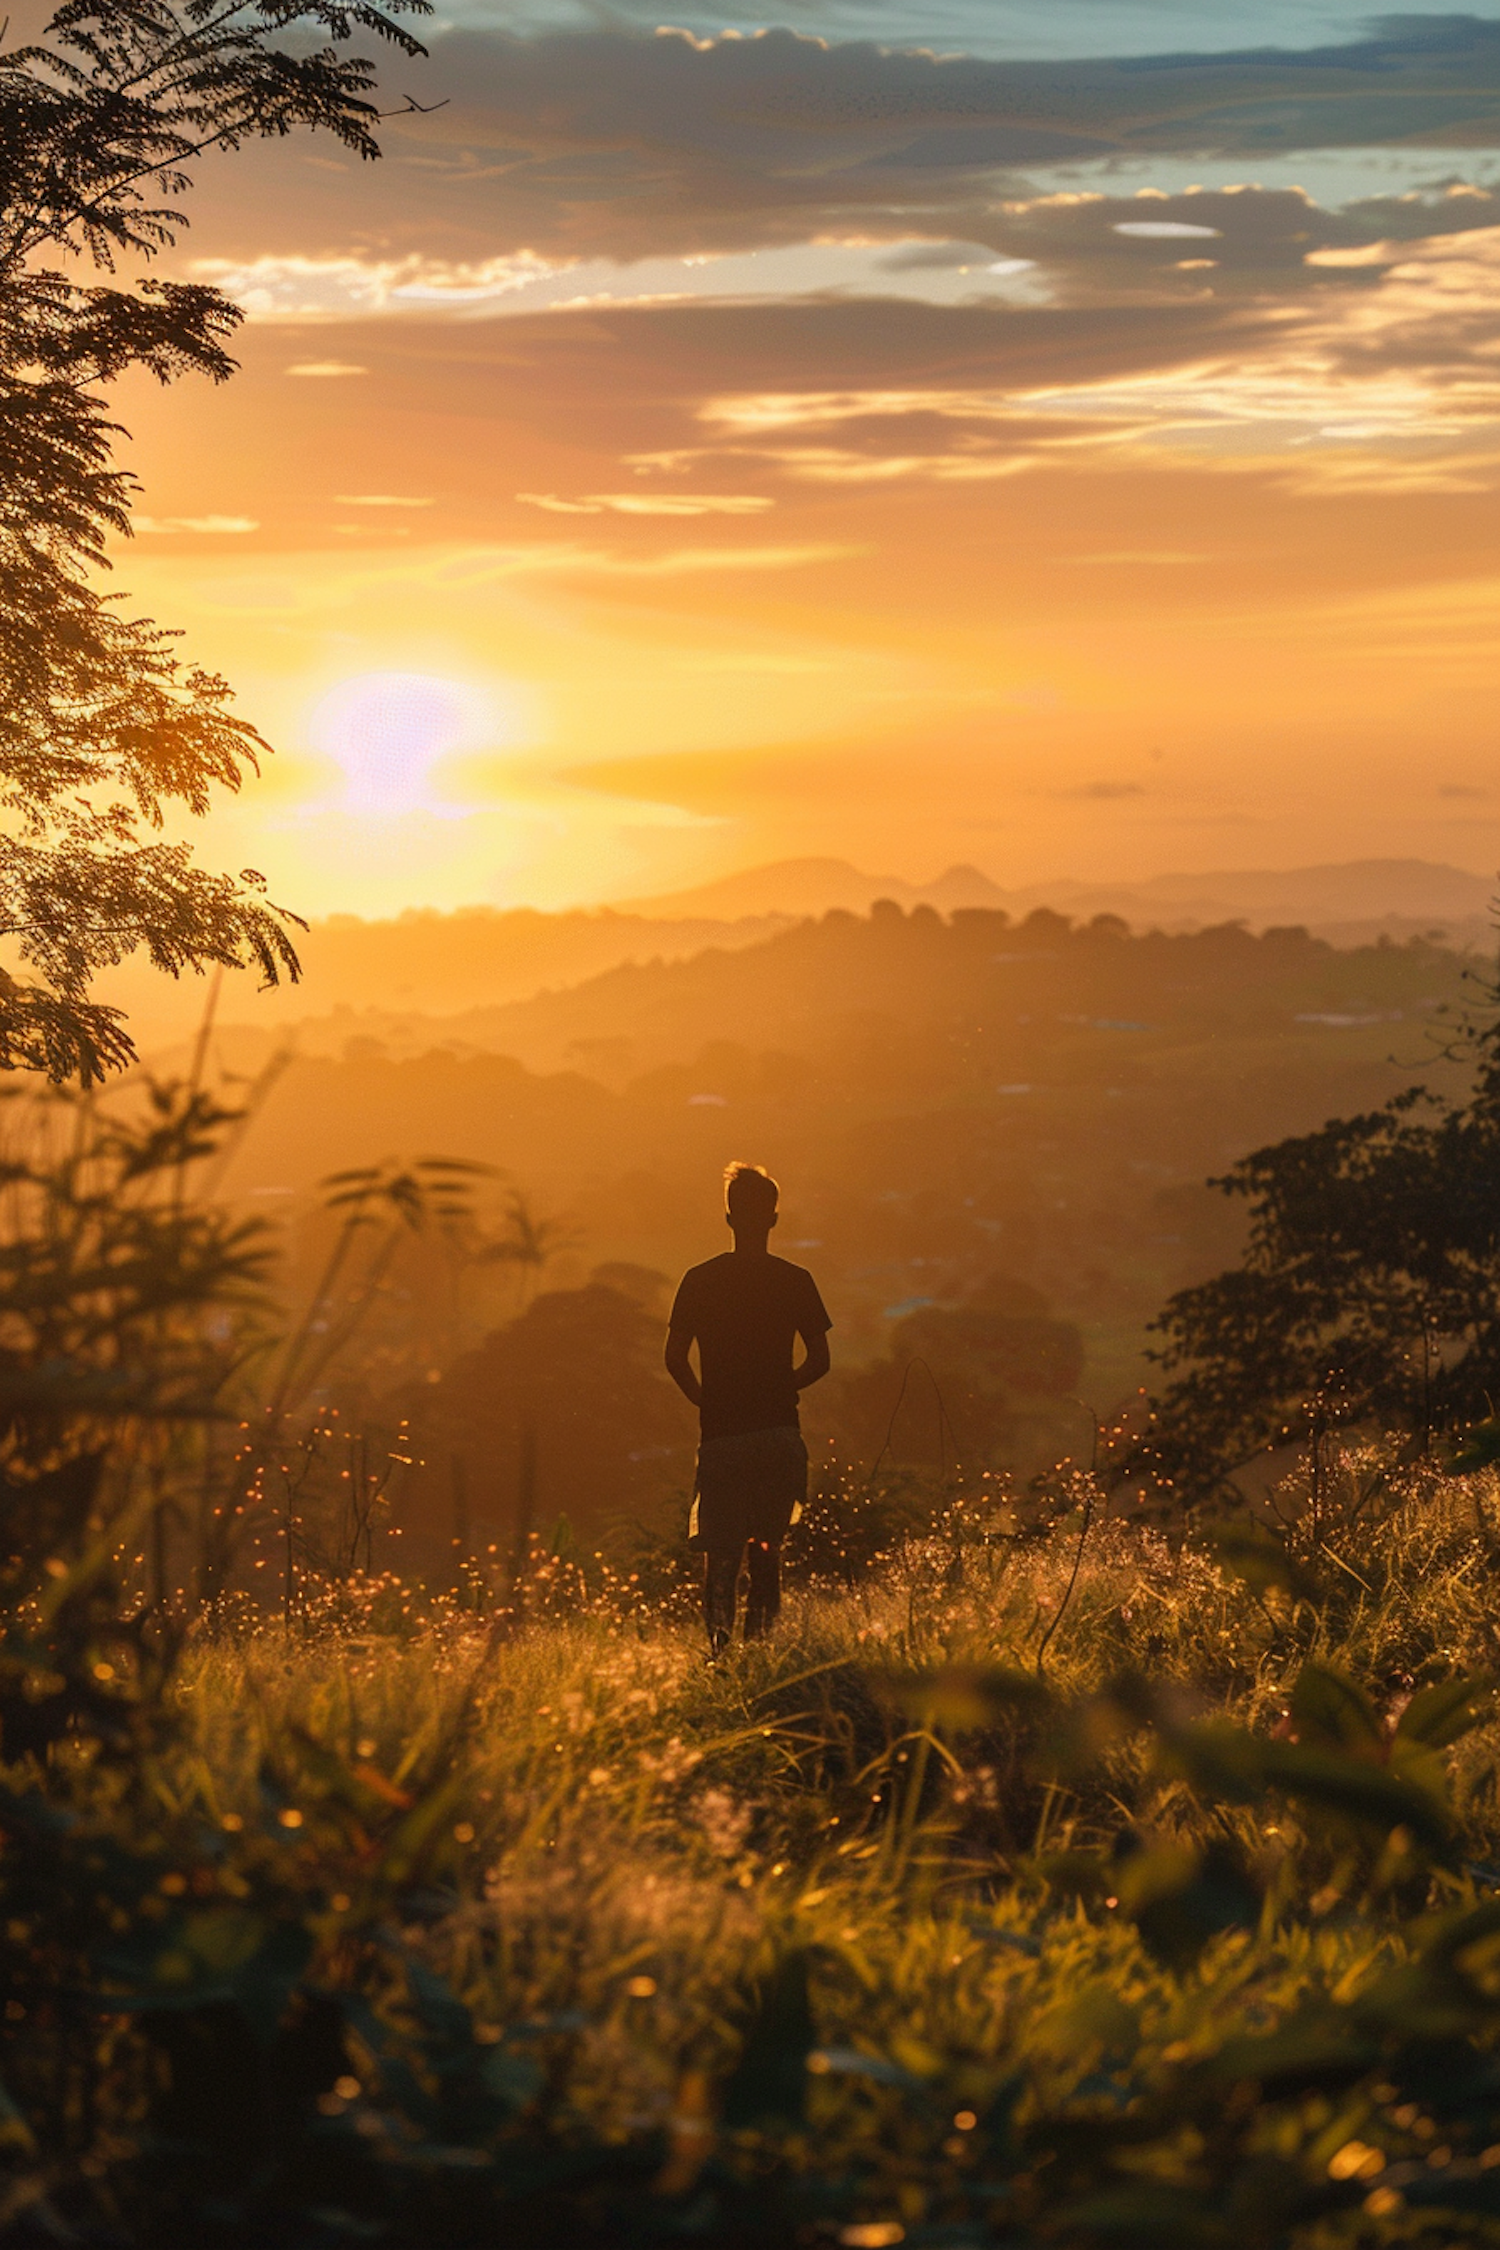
[704,1546,743,1653]
[743,1538,781,1639]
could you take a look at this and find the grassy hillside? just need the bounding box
[18,1461,1500,2244]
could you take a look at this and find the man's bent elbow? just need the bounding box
[799,1338,831,1387]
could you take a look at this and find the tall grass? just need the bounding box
[14,1464,1500,2243]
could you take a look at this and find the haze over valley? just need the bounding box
[121,859,1488,1547]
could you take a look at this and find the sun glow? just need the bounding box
[307,672,510,818]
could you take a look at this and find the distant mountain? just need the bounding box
[107,855,1494,1062]
[618,856,1495,938]
[617,857,1008,921]
[1034,860,1495,928]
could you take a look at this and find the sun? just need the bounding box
[308,671,484,817]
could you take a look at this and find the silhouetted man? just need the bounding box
[666,1163,831,1651]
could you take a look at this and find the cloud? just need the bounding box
[160,215,1500,562]
[970,183,1500,306]
[1114,221,1221,239]
[422,539,859,584]
[628,224,1500,493]
[180,19,1500,275]
[516,491,774,515]
[285,360,367,377]
[115,179,1500,598]
[197,237,1048,327]
[600,541,853,573]
[256,293,1265,469]
[202,251,568,321]
[193,232,1500,525]
[134,514,259,534]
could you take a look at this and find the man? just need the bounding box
[665,1163,832,1651]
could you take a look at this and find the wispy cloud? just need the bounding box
[134,514,259,534]
[424,540,861,587]
[517,491,774,515]
[661,223,1500,493]
[200,252,568,321]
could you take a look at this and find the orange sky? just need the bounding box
[92,11,1500,916]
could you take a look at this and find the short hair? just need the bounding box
[724,1162,779,1221]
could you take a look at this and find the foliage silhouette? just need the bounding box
[475,1186,582,1309]
[1142,1001,1500,1499]
[0,0,428,1079]
[0,1074,273,1778]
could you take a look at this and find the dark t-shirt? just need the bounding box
[668,1253,832,1441]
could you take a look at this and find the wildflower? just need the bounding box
[692,1788,752,1859]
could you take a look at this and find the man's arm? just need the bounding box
[665,1323,703,1409]
[794,1272,832,1392]
[794,1327,831,1392]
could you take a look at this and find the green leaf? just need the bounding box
[1260,1740,1452,1855]
[1163,1719,1271,1805]
[1030,1983,1140,2068]
[1287,1664,1383,1758]
[1395,1675,1494,1749]
[178,1907,270,1980]
[375,1769,471,1890]
[1210,2015,1381,2092]
[105,1915,311,2047]
[1121,1840,1262,1972]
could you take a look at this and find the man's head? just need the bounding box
[725,1161,778,1245]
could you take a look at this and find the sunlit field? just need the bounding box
[10,1,1500,2243]
[18,1457,1500,2246]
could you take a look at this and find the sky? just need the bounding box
[90,1,1500,914]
